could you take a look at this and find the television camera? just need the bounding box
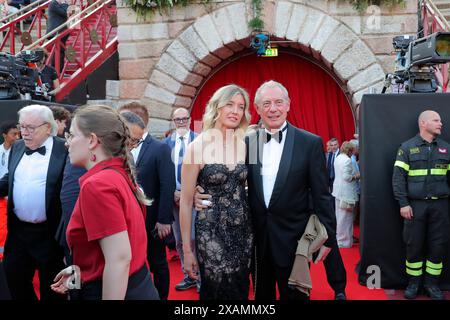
[382,32,450,93]
[250,32,270,56]
[0,49,51,100]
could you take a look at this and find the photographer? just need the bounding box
[33,47,60,101]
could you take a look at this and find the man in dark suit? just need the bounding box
[164,107,198,291]
[119,103,175,300]
[55,157,86,266]
[46,0,70,72]
[0,104,67,300]
[196,81,337,300]
[326,138,339,192]
[247,81,337,300]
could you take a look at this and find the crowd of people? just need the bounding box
[1,80,447,301]
[0,80,343,301]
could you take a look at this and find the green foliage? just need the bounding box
[249,0,264,31]
[123,0,209,19]
[348,0,406,13]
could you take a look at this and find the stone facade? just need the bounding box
[109,0,418,136]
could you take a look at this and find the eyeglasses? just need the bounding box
[17,123,47,133]
[64,132,74,142]
[173,117,190,124]
[261,99,285,109]
[130,138,143,147]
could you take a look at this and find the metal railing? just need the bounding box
[25,0,117,101]
[0,0,92,55]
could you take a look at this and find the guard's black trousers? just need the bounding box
[404,199,450,285]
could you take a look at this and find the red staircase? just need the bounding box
[0,0,51,54]
[1,0,117,102]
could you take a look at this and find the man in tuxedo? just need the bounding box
[196,81,337,300]
[119,103,175,300]
[326,138,339,192]
[164,108,198,291]
[0,104,67,300]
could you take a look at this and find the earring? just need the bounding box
[90,153,97,162]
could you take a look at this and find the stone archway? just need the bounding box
[143,1,386,132]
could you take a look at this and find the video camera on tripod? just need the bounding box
[382,31,450,93]
[0,49,48,100]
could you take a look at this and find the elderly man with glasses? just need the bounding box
[164,108,199,292]
[0,105,67,300]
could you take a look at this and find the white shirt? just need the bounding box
[174,130,190,188]
[0,143,11,179]
[131,131,148,164]
[13,136,54,223]
[261,122,287,208]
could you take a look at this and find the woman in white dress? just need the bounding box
[332,141,359,248]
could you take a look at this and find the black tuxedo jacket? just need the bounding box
[135,134,175,229]
[246,123,337,268]
[0,137,68,236]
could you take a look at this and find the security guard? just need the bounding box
[393,110,450,300]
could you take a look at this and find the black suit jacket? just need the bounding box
[0,137,68,236]
[135,134,175,229]
[246,123,337,268]
[55,157,86,250]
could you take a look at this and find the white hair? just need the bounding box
[18,104,58,136]
[254,80,290,106]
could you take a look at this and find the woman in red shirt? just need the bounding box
[51,105,159,300]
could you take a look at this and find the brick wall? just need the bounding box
[110,0,418,136]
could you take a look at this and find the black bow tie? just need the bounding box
[265,126,287,144]
[25,146,46,156]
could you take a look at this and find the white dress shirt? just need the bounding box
[261,122,287,208]
[0,143,11,179]
[13,136,54,223]
[174,130,190,188]
[131,131,148,164]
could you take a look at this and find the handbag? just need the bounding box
[339,199,355,211]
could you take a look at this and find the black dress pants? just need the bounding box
[323,240,347,294]
[147,226,170,300]
[3,220,65,300]
[254,243,308,300]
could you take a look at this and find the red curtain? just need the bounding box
[190,53,355,147]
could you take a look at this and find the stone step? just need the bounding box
[437,8,450,23]
[433,0,450,9]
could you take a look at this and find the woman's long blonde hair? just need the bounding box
[202,84,251,137]
[73,105,151,206]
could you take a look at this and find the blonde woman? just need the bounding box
[179,84,253,300]
[332,141,359,248]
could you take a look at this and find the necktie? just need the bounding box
[327,152,333,170]
[25,146,46,156]
[265,125,287,144]
[177,136,185,184]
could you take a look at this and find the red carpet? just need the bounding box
[29,224,445,300]
[166,243,388,300]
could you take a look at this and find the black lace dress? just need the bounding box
[195,163,253,300]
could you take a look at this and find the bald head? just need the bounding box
[172,107,191,134]
[418,110,442,141]
[418,110,440,124]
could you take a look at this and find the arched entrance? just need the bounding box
[190,51,355,144]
